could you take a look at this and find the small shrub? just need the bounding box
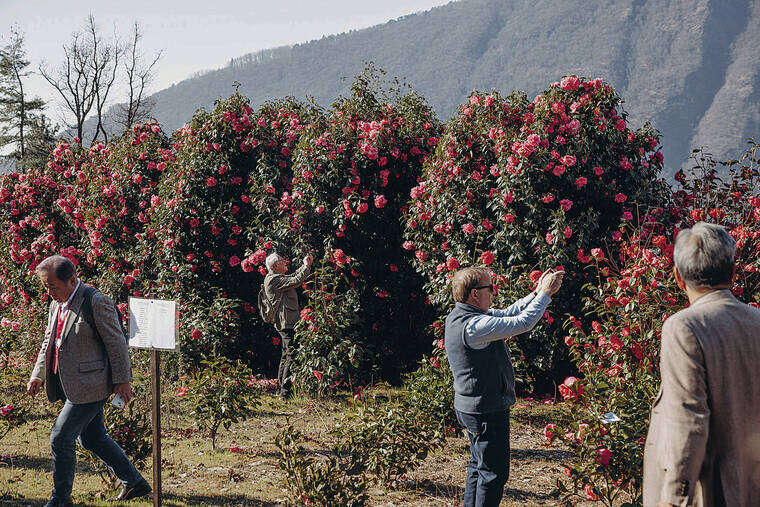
[333,398,444,485]
[275,423,368,506]
[185,356,260,449]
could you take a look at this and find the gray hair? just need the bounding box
[673,222,736,288]
[265,253,282,272]
[36,255,76,282]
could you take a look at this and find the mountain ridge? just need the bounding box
[106,0,760,176]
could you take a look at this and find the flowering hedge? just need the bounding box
[149,92,315,370]
[549,142,760,504]
[403,77,669,390]
[286,72,443,392]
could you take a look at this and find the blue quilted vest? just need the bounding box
[445,302,515,414]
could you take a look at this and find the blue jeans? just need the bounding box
[50,397,144,501]
[456,409,510,507]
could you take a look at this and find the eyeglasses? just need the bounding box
[473,284,494,292]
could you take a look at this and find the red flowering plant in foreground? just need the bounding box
[550,142,760,505]
[404,78,668,390]
[149,92,314,368]
[287,68,442,393]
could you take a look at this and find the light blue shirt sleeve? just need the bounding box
[488,290,540,317]
[464,292,552,350]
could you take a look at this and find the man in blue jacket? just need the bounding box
[445,266,563,506]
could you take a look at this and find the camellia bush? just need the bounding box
[404,77,670,390]
[149,91,316,371]
[548,142,760,504]
[285,68,443,393]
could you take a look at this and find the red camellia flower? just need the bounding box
[558,376,583,400]
[313,370,323,381]
[446,257,460,270]
[480,251,495,265]
[0,405,13,417]
[614,193,628,203]
[575,177,588,188]
[206,177,218,187]
[529,270,543,283]
[191,329,203,340]
[595,447,613,467]
[544,423,558,442]
[560,199,573,211]
[228,255,241,267]
[174,387,188,398]
[591,248,604,259]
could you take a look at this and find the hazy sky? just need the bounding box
[1,0,452,119]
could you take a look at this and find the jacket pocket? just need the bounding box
[79,359,105,373]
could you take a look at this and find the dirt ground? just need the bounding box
[0,390,576,506]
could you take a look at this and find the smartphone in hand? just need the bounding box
[111,393,125,409]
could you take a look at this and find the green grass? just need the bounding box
[0,389,573,506]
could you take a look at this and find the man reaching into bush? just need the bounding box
[643,222,760,506]
[26,255,151,506]
[445,266,563,506]
[264,251,313,398]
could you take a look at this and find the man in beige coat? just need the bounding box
[27,256,150,506]
[264,251,313,398]
[643,222,760,506]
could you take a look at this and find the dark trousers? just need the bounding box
[277,329,294,396]
[456,409,510,507]
[49,376,144,501]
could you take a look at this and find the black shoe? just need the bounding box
[44,498,73,507]
[110,480,152,501]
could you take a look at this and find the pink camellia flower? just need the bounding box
[614,193,628,203]
[545,232,555,244]
[560,76,580,91]
[357,203,369,214]
[552,165,566,177]
[504,213,515,223]
[241,258,255,272]
[560,155,576,167]
[206,177,218,187]
[541,194,555,204]
[175,387,189,398]
[564,335,574,347]
[462,223,475,234]
[560,199,573,211]
[591,248,604,259]
[584,484,599,501]
[123,275,134,285]
[575,177,588,188]
[622,211,633,221]
[558,376,583,400]
[593,166,604,176]
[374,195,387,208]
[229,256,241,267]
[446,257,460,270]
[563,226,572,239]
[402,240,415,251]
[415,250,427,261]
[191,329,202,340]
[480,251,495,265]
[609,335,624,352]
[544,423,558,442]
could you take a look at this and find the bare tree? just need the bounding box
[116,22,161,131]
[39,15,120,144]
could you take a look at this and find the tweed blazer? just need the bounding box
[643,289,760,506]
[29,284,132,404]
[263,264,311,331]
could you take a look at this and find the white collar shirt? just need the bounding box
[55,278,81,348]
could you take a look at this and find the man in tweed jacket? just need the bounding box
[27,256,150,506]
[643,223,760,506]
[263,251,313,397]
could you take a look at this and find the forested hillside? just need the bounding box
[123,0,760,176]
